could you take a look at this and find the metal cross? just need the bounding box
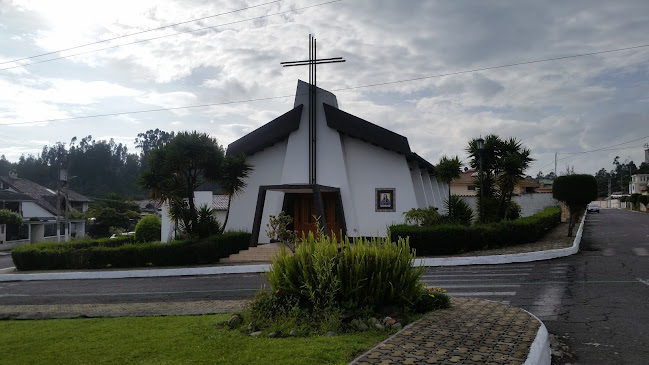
[281,34,345,184]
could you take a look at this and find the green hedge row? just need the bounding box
[11,232,251,271]
[389,206,561,256]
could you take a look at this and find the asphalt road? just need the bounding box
[1,209,647,363]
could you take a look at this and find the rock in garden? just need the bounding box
[289,330,298,337]
[268,332,278,338]
[250,331,262,337]
[359,323,369,331]
[227,314,243,328]
[382,316,393,325]
[374,323,384,330]
[325,331,337,337]
[385,319,396,327]
[369,317,380,325]
[391,322,402,330]
[247,322,256,331]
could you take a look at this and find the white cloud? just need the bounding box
[1,0,649,176]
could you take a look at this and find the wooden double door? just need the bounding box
[290,192,341,239]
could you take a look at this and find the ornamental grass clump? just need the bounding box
[239,227,450,336]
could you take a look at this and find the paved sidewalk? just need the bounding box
[0,299,247,320]
[351,298,547,365]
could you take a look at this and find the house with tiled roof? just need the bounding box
[0,170,92,250]
[450,169,545,197]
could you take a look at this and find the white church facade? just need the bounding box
[224,80,448,245]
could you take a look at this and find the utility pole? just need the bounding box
[608,174,612,208]
[554,152,557,178]
[56,168,61,242]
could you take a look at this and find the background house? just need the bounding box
[0,171,91,250]
[629,174,649,195]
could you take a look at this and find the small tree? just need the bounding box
[435,155,462,202]
[0,209,23,226]
[553,174,597,236]
[134,215,162,243]
[629,193,641,210]
[638,195,648,208]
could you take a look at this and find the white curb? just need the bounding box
[523,309,552,365]
[0,214,586,282]
[415,213,586,267]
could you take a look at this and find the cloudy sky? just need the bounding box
[1,0,648,176]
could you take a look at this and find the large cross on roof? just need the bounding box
[281,35,345,184]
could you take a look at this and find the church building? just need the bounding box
[224,80,448,245]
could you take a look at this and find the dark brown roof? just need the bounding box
[226,105,304,157]
[226,99,436,173]
[0,176,92,215]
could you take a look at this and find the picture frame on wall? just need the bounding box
[375,188,395,212]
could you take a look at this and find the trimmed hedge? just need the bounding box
[389,206,561,256]
[11,232,251,271]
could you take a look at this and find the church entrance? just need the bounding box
[288,192,341,240]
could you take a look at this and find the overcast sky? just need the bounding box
[1,0,648,176]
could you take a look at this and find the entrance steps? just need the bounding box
[219,243,291,263]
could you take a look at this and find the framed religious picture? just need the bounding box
[375,188,395,212]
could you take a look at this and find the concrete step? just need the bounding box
[220,243,292,263]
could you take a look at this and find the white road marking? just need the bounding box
[448,291,516,297]
[423,284,520,289]
[632,247,648,256]
[637,278,649,286]
[421,273,529,278]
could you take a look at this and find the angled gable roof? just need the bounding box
[226,104,304,157]
[0,176,92,216]
[323,103,411,155]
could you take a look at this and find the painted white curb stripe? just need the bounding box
[0,214,586,282]
[523,309,551,365]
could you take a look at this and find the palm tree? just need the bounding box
[496,138,533,220]
[138,131,225,238]
[220,154,252,232]
[435,155,463,216]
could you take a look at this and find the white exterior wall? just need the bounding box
[342,136,418,237]
[409,164,427,209]
[21,202,52,218]
[226,140,288,242]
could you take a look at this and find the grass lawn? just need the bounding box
[0,314,388,365]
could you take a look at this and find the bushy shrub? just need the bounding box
[0,209,23,226]
[265,232,424,311]
[135,215,161,243]
[638,195,649,207]
[505,200,522,220]
[11,231,250,270]
[390,206,561,256]
[443,195,473,226]
[403,206,440,226]
[630,193,641,209]
[241,230,450,336]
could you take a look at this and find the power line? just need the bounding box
[329,43,649,91]
[0,0,281,66]
[2,41,649,127]
[536,137,649,170]
[0,0,343,72]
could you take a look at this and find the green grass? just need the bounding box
[0,314,388,365]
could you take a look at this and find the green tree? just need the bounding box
[220,154,252,231]
[134,214,161,243]
[467,135,533,222]
[138,131,250,239]
[496,138,533,219]
[0,209,23,226]
[435,155,462,202]
[553,174,597,236]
